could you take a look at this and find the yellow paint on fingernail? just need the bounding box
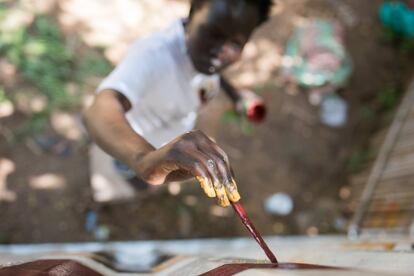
[229,179,241,202]
[196,176,215,198]
[206,186,216,198]
[231,192,241,202]
[219,195,230,207]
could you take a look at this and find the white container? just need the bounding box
[320,94,348,127]
[264,193,294,216]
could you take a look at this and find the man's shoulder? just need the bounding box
[129,20,185,60]
[134,21,182,50]
[129,33,168,56]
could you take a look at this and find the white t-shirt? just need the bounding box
[97,20,220,148]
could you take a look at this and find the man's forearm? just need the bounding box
[83,90,155,168]
[220,76,240,103]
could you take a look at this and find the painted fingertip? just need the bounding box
[218,195,230,207]
[227,179,241,202]
[197,176,216,198]
[230,192,241,202]
[206,180,216,197]
[205,187,216,198]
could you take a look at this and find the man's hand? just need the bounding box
[132,130,240,207]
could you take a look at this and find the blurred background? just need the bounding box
[0,0,414,244]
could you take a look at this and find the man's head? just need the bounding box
[186,0,272,74]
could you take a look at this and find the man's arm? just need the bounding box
[83,89,240,207]
[83,90,155,168]
[220,76,240,104]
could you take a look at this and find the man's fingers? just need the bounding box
[226,178,240,202]
[225,166,241,202]
[175,132,237,207]
[203,153,231,207]
[189,148,231,207]
[197,141,240,203]
[214,180,230,207]
[196,176,215,198]
[189,163,215,198]
[201,158,231,206]
[179,150,216,198]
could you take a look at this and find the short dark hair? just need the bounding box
[189,0,273,24]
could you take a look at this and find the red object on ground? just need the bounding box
[231,202,278,264]
[201,262,343,276]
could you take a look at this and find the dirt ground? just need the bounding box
[1,0,414,243]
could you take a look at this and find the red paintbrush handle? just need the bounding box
[231,202,278,264]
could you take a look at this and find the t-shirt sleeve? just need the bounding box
[96,38,167,107]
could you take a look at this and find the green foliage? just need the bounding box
[354,86,403,174]
[0,10,112,137]
[13,111,50,141]
[0,87,9,103]
[381,29,414,53]
[221,109,254,136]
[79,52,112,77]
[1,16,75,108]
[376,86,401,111]
[400,39,414,52]
[359,106,377,122]
[347,149,374,172]
[359,86,402,124]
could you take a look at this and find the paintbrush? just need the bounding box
[231,201,278,264]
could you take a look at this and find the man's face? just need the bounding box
[186,0,261,74]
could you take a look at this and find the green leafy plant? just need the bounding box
[376,86,402,111]
[0,87,9,103]
[0,11,112,138]
[221,109,255,136]
[380,24,414,53]
[347,149,374,173]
